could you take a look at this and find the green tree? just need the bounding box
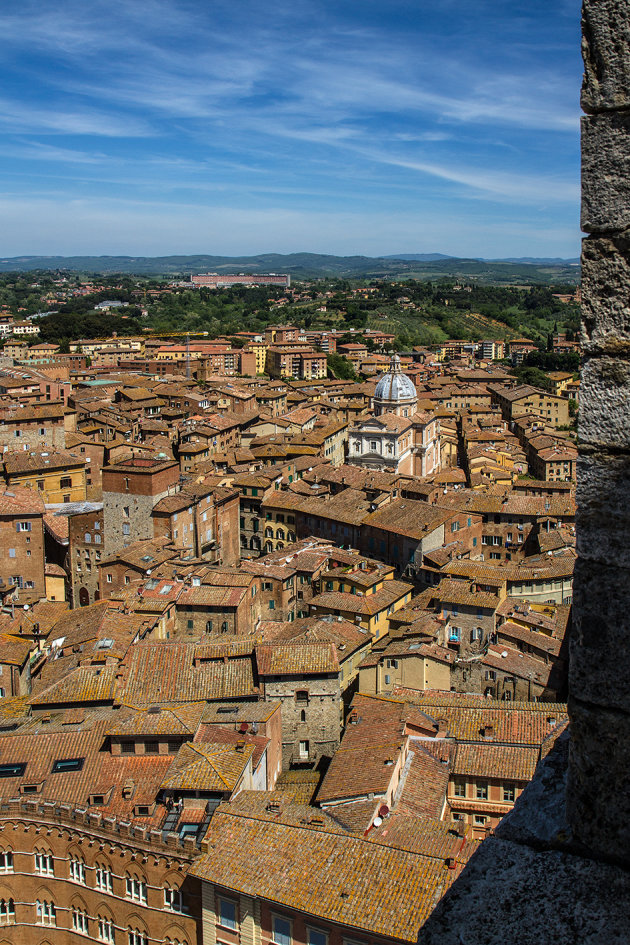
[326,352,357,380]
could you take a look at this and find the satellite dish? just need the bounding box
[373,816,383,828]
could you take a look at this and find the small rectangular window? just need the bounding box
[273,915,292,945]
[502,783,516,802]
[218,897,237,929]
[308,930,328,945]
[52,758,84,773]
[0,763,25,778]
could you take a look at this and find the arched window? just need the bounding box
[95,861,113,893]
[265,527,273,538]
[84,532,91,543]
[0,898,14,924]
[0,851,12,874]
[125,872,147,904]
[128,927,148,945]
[288,532,296,542]
[98,913,115,944]
[36,899,56,926]
[300,709,306,723]
[164,885,185,913]
[69,855,86,883]
[276,528,285,541]
[72,904,89,934]
[34,849,54,876]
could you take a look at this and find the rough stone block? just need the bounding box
[417,834,630,944]
[567,697,630,863]
[575,452,630,569]
[582,0,630,112]
[579,357,630,449]
[582,112,630,233]
[581,235,630,353]
[569,557,630,710]
[495,731,570,848]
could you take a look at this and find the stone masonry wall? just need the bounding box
[261,675,341,768]
[566,0,630,862]
[102,489,156,553]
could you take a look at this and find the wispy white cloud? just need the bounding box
[0,0,581,256]
[0,99,154,137]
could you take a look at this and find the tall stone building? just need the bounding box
[101,457,180,553]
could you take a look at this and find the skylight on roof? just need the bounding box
[52,758,84,773]
[159,584,173,594]
[0,763,26,777]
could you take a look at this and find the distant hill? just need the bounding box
[381,253,455,261]
[0,252,580,284]
[489,256,580,265]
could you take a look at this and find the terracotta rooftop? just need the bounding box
[192,807,461,942]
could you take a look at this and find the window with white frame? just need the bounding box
[0,850,12,873]
[164,886,186,913]
[72,905,89,934]
[36,899,56,926]
[128,927,148,945]
[69,856,86,883]
[34,850,54,875]
[96,862,113,892]
[98,915,115,943]
[125,872,147,904]
[0,898,14,924]
[217,896,237,928]
[272,914,292,945]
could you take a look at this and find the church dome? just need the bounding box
[374,355,417,404]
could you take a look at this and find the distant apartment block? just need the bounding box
[191,272,290,287]
[266,345,327,380]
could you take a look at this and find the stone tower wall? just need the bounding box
[567,0,630,861]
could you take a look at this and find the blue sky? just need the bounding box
[0,0,581,258]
